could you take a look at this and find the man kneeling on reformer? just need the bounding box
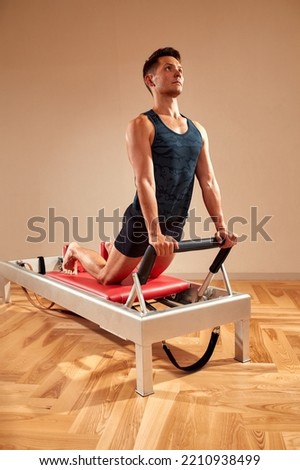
[63,47,237,285]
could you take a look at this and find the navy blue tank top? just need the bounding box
[132,109,203,219]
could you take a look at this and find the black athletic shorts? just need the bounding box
[114,204,185,258]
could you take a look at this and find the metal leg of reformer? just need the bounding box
[0,276,11,303]
[135,343,154,396]
[234,318,250,363]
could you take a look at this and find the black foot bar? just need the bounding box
[137,237,231,285]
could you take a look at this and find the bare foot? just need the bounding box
[63,242,79,271]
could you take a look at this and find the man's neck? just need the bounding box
[152,97,181,119]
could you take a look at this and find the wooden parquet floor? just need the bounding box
[0,280,300,450]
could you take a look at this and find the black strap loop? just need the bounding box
[162,329,220,372]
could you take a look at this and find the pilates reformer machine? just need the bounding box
[0,238,251,396]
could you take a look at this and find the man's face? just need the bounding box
[146,56,184,97]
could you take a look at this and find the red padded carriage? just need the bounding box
[47,270,190,304]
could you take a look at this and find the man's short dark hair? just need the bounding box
[143,47,181,79]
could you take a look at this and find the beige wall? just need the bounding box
[1,0,299,277]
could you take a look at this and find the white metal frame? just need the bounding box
[0,256,251,396]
